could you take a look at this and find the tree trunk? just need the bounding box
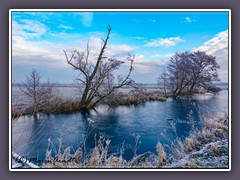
[189,82,196,93]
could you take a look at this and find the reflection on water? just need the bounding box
[12,90,228,162]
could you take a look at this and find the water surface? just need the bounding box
[12,90,228,162]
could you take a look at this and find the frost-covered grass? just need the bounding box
[38,111,228,169]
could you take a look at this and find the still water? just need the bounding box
[12,90,228,162]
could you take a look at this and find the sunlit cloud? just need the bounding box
[135,54,144,59]
[145,37,183,48]
[193,30,228,82]
[194,30,228,56]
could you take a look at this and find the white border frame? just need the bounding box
[9,9,231,171]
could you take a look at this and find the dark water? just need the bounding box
[12,90,228,163]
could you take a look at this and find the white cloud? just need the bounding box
[109,44,133,52]
[58,24,73,30]
[145,37,183,48]
[81,13,93,28]
[132,58,166,73]
[12,31,135,70]
[13,36,47,56]
[193,30,229,82]
[133,36,145,40]
[48,32,83,40]
[150,54,162,58]
[12,36,67,68]
[135,54,144,59]
[12,19,67,68]
[151,53,174,59]
[133,64,153,73]
[78,37,134,58]
[195,30,228,56]
[185,17,195,23]
[12,17,132,69]
[112,56,166,83]
[101,43,134,58]
[12,20,47,39]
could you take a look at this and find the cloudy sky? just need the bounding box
[11,11,229,84]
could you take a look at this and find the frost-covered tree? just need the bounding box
[158,51,220,98]
[19,68,55,114]
[157,70,169,97]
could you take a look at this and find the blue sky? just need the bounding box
[11,11,229,83]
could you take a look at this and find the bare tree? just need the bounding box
[19,68,55,115]
[157,51,220,98]
[157,70,169,97]
[162,52,192,97]
[187,51,220,93]
[64,25,134,110]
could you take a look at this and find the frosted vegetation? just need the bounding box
[42,111,228,168]
[12,110,228,168]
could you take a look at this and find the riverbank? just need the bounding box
[11,98,81,118]
[12,110,228,169]
[12,83,226,118]
[11,90,167,118]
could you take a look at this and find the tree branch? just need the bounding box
[63,50,89,79]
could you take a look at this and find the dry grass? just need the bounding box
[112,90,166,106]
[177,139,185,155]
[12,108,25,118]
[12,90,167,117]
[156,141,167,166]
[12,97,81,117]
